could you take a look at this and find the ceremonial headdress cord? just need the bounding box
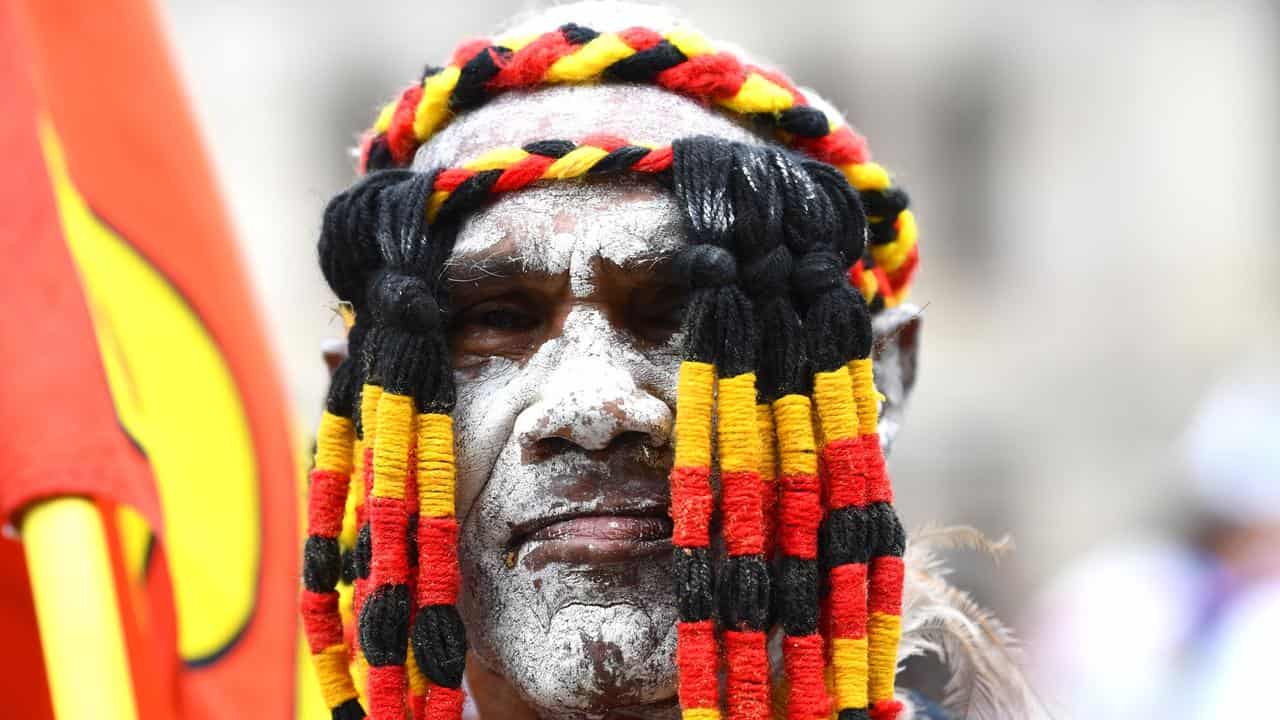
[302,21,915,720]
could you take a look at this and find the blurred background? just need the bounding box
[161,0,1278,715]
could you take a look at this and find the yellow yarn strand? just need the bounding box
[857,269,879,305]
[716,372,759,474]
[313,643,360,708]
[340,436,362,550]
[406,643,429,696]
[681,708,721,720]
[673,361,715,469]
[413,65,462,141]
[373,101,397,134]
[543,145,611,179]
[830,637,870,710]
[843,162,891,192]
[755,403,778,485]
[416,413,456,518]
[870,209,917,275]
[719,72,795,115]
[772,394,817,477]
[546,33,636,82]
[360,384,382,444]
[372,391,414,501]
[315,411,355,475]
[664,27,713,57]
[813,367,859,442]
[848,359,879,437]
[464,146,530,171]
[867,612,902,704]
[425,190,450,223]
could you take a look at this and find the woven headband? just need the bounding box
[356,23,919,309]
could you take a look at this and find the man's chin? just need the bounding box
[486,600,679,716]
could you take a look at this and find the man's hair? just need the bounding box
[301,11,916,720]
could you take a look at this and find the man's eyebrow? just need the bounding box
[443,252,548,284]
[610,247,678,272]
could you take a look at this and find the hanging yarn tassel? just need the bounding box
[302,348,367,720]
[777,157,878,720]
[822,160,909,720]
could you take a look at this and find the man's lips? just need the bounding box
[511,511,673,569]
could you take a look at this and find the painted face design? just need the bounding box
[446,179,689,717]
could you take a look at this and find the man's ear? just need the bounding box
[871,304,922,454]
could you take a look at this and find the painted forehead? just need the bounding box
[448,179,683,284]
[412,84,765,171]
[425,85,758,278]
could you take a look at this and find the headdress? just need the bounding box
[302,19,918,720]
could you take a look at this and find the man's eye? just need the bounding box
[475,307,537,331]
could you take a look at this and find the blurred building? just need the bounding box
[161,0,1279,710]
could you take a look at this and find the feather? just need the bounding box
[898,526,1053,720]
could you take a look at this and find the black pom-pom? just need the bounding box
[318,169,413,305]
[719,555,770,631]
[332,698,366,720]
[412,604,469,688]
[673,244,738,289]
[741,244,793,298]
[353,524,371,580]
[359,584,411,666]
[821,506,872,569]
[791,250,845,303]
[778,556,820,636]
[673,547,715,622]
[838,710,872,720]
[303,535,341,592]
[371,271,440,333]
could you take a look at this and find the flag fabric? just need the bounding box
[0,0,303,716]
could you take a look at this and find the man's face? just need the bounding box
[447,179,688,717]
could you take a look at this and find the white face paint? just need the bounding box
[417,85,766,719]
[415,82,916,719]
[447,180,687,719]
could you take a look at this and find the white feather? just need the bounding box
[897,526,1053,720]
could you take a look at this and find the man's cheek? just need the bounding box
[451,358,527,516]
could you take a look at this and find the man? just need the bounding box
[303,4,1037,719]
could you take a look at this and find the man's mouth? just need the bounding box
[510,509,673,570]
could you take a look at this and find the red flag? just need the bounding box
[0,0,301,716]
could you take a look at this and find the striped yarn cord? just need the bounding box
[361,384,414,719]
[671,360,720,720]
[358,22,918,307]
[812,366,873,720]
[773,393,831,720]
[413,412,467,720]
[302,408,365,720]
[848,360,905,720]
[717,372,770,720]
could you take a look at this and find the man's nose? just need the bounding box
[514,327,671,454]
